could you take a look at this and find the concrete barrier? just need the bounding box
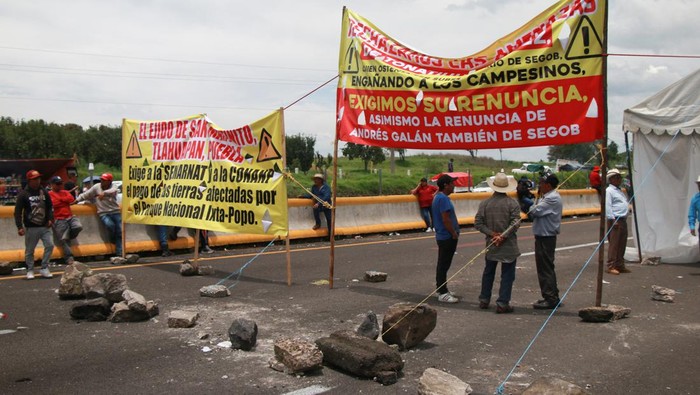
[0,189,600,262]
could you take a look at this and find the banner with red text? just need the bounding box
[121,111,287,236]
[337,0,606,149]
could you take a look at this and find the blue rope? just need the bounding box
[495,132,681,394]
[215,237,279,289]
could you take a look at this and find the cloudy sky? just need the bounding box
[1,0,698,162]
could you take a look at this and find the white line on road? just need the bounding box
[519,237,632,257]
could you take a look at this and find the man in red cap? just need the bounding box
[74,172,122,257]
[589,165,602,202]
[49,176,83,264]
[14,170,54,279]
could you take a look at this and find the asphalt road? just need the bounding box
[1,216,699,394]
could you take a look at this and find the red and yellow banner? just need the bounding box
[121,111,288,236]
[337,0,606,149]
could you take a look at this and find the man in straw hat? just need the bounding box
[475,171,521,314]
[529,174,562,309]
[605,168,630,275]
[301,173,332,232]
[431,174,460,303]
[690,175,700,254]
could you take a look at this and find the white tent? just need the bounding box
[623,68,700,263]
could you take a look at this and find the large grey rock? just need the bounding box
[578,305,631,322]
[58,262,93,299]
[364,271,388,282]
[418,368,473,395]
[228,318,258,351]
[0,261,15,275]
[199,284,230,298]
[69,298,111,321]
[168,310,199,328]
[83,273,129,302]
[122,290,147,312]
[125,254,140,264]
[356,311,380,340]
[651,285,675,303]
[315,330,403,378]
[108,301,149,323]
[273,338,323,374]
[382,302,437,350]
[522,377,589,395]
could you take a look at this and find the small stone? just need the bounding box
[0,261,15,275]
[641,256,661,266]
[168,310,199,328]
[228,318,257,351]
[197,332,210,340]
[651,285,675,303]
[376,371,398,385]
[364,271,388,282]
[200,285,230,298]
[356,311,380,340]
[418,368,472,394]
[578,305,631,322]
[273,338,323,374]
[125,254,140,264]
[122,290,147,312]
[197,265,215,276]
[180,260,198,276]
[110,257,128,265]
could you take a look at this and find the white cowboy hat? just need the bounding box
[696,175,700,183]
[487,172,517,193]
[312,173,324,180]
[606,168,621,180]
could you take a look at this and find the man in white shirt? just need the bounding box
[605,169,630,275]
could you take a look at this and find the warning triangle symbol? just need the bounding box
[125,131,143,159]
[564,16,603,60]
[256,128,282,163]
[343,42,360,74]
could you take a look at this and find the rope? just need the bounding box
[606,52,700,59]
[284,75,339,110]
[286,171,333,209]
[215,237,279,289]
[495,131,682,394]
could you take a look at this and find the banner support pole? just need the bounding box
[279,107,292,286]
[193,229,200,270]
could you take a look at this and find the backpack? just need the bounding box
[29,189,47,225]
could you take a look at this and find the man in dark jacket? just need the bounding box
[14,170,54,279]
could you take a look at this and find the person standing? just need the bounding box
[605,169,630,274]
[48,176,83,265]
[431,174,460,303]
[14,170,54,279]
[74,173,122,257]
[447,158,454,172]
[411,177,438,232]
[529,174,562,309]
[302,173,332,232]
[589,165,603,202]
[157,226,174,257]
[475,172,520,313]
[689,176,700,254]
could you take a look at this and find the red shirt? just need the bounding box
[589,169,602,189]
[49,189,75,220]
[413,184,438,208]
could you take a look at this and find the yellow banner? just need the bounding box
[337,0,606,149]
[121,111,288,236]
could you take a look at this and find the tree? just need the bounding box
[547,143,597,164]
[286,134,316,173]
[341,143,386,171]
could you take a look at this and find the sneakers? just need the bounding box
[425,228,433,233]
[26,271,35,280]
[39,268,53,278]
[200,246,214,254]
[437,293,459,303]
[496,304,514,314]
[532,299,559,310]
[606,268,620,275]
[162,250,174,257]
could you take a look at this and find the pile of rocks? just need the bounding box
[60,262,159,323]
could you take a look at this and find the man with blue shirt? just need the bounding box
[302,173,332,232]
[431,174,460,303]
[689,175,700,254]
[529,174,562,309]
[605,169,630,275]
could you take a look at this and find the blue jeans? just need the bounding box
[479,259,516,306]
[157,225,168,249]
[99,212,122,255]
[25,226,54,271]
[419,207,433,228]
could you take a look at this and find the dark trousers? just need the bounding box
[607,218,628,269]
[479,259,516,306]
[535,236,559,302]
[313,206,332,231]
[436,238,458,294]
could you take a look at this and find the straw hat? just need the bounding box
[312,173,324,180]
[487,172,517,193]
[606,168,621,180]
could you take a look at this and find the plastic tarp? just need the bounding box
[623,68,700,263]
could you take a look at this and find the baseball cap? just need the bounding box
[26,170,41,180]
[436,174,457,189]
[540,174,559,188]
[51,176,64,184]
[100,173,113,181]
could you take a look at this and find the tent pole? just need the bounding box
[625,131,643,263]
[595,0,610,308]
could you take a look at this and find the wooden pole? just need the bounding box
[120,118,126,258]
[595,0,610,308]
[193,229,200,270]
[280,107,292,286]
[330,123,339,289]
[625,131,643,263]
